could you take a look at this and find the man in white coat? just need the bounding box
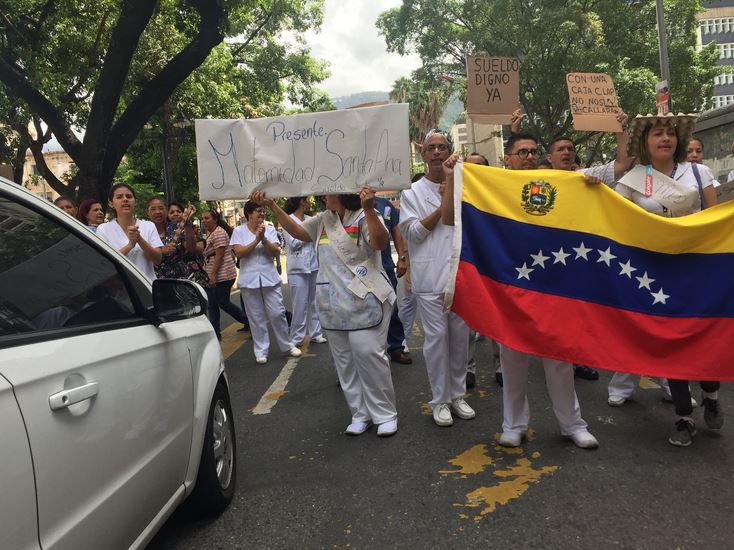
[441,132,599,449]
[399,129,475,427]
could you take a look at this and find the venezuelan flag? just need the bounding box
[448,163,734,381]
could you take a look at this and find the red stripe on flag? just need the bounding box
[453,260,734,381]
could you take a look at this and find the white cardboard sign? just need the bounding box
[195,103,411,200]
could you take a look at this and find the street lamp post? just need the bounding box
[656,0,673,111]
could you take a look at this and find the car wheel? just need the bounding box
[188,381,236,516]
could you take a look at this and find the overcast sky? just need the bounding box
[303,0,422,98]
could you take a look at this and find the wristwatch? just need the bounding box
[398,255,407,261]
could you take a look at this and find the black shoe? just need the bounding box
[668,418,696,447]
[390,351,413,365]
[466,371,476,389]
[237,324,250,333]
[702,397,724,430]
[574,365,599,381]
[495,370,503,387]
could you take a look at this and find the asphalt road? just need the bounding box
[149,294,733,550]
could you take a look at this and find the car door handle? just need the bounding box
[49,382,99,411]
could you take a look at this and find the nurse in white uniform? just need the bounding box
[252,188,399,438]
[96,183,163,280]
[230,201,302,364]
[282,196,326,346]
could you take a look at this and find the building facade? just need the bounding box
[698,1,734,109]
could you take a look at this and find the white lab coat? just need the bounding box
[399,176,470,408]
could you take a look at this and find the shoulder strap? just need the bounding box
[691,163,705,210]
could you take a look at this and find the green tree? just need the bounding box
[378,0,722,156]
[0,0,328,202]
[389,71,453,145]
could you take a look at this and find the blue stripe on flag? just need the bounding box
[461,202,734,318]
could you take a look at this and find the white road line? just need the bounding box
[252,356,300,415]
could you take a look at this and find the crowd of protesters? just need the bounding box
[49,106,730,448]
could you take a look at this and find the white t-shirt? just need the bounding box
[229,224,282,288]
[96,219,163,280]
[615,162,713,217]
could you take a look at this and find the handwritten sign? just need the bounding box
[195,104,410,200]
[566,73,622,132]
[466,56,520,124]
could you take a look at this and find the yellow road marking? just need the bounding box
[220,323,249,360]
[465,458,558,520]
[252,357,299,415]
[440,444,493,476]
[443,429,558,521]
[639,376,662,390]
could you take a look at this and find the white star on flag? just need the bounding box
[552,247,570,265]
[636,272,655,290]
[651,288,670,305]
[573,242,592,260]
[618,260,637,278]
[530,250,550,268]
[597,247,617,266]
[516,262,534,280]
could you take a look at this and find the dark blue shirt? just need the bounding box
[374,197,399,272]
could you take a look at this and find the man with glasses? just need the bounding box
[399,129,475,428]
[441,132,599,449]
[500,133,599,448]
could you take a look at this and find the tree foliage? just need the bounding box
[377,0,722,156]
[390,72,453,146]
[0,0,328,202]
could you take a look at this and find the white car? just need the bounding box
[0,177,237,549]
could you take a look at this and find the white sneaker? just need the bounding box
[607,395,627,407]
[566,430,599,449]
[377,419,398,437]
[451,398,476,419]
[432,404,453,427]
[255,356,267,364]
[311,335,327,344]
[288,347,302,358]
[498,431,523,447]
[345,421,371,435]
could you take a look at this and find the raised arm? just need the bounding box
[359,186,388,251]
[440,153,460,226]
[251,191,312,242]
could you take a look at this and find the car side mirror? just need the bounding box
[152,279,208,325]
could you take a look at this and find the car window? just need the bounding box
[0,196,137,336]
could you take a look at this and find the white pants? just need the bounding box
[416,294,470,407]
[500,344,588,436]
[467,330,477,374]
[288,271,322,345]
[325,301,397,425]
[398,284,418,337]
[241,285,294,359]
[608,372,671,399]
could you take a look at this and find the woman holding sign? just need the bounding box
[612,112,720,447]
[251,188,399,438]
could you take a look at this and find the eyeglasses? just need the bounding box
[508,148,541,159]
[424,144,449,153]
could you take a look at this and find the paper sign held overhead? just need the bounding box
[466,56,520,124]
[195,103,411,200]
[566,73,623,132]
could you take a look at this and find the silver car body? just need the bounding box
[0,178,229,549]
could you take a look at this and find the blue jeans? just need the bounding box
[206,279,248,337]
